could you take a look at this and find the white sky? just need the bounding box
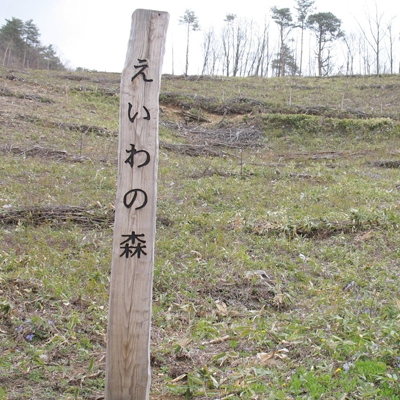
[1,0,399,74]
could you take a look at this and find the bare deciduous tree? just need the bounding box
[253,21,270,77]
[342,33,357,75]
[384,17,396,74]
[356,4,388,75]
[201,27,219,75]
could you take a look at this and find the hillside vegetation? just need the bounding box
[1,68,400,399]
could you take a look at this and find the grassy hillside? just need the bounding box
[1,68,400,399]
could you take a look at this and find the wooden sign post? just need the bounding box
[105,9,169,399]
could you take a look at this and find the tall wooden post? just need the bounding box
[105,9,169,399]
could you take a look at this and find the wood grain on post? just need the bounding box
[105,9,169,400]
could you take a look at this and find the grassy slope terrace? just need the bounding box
[0,68,400,399]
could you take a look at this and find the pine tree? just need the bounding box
[271,7,293,77]
[0,17,25,66]
[307,12,343,76]
[0,17,64,70]
[179,10,200,76]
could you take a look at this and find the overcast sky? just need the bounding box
[1,0,399,74]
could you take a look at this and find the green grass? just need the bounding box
[1,67,400,398]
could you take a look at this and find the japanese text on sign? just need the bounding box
[119,59,153,260]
